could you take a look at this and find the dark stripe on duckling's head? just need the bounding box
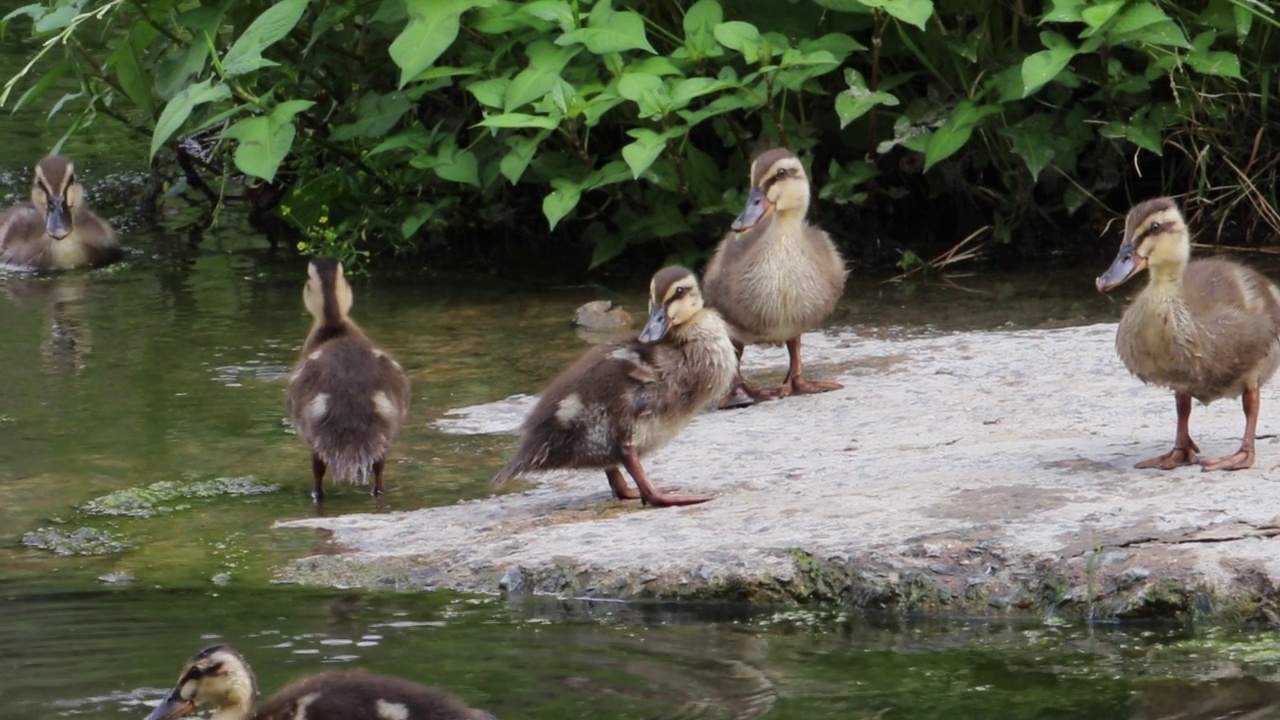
[34,156,77,240]
[1123,196,1181,245]
[304,257,353,328]
[641,266,703,342]
[749,148,801,190]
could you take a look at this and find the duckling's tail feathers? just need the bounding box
[490,456,527,488]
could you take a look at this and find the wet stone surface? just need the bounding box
[278,323,1280,620]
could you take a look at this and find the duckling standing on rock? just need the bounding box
[1097,197,1280,471]
[0,156,122,271]
[144,644,496,719]
[703,148,847,408]
[493,266,735,507]
[286,257,410,502]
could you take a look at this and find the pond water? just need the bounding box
[5,21,1280,720]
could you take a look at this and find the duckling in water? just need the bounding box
[286,258,411,501]
[703,148,848,408]
[1097,197,1280,470]
[144,644,495,719]
[493,266,736,507]
[0,155,122,271]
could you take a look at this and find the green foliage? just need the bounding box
[4,0,1280,273]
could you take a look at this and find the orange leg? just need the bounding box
[779,336,842,396]
[619,443,712,507]
[718,340,776,409]
[1136,392,1200,469]
[605,467,641,500]
[1201,387,1260,471]
[372,458,386,497]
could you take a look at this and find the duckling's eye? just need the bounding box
[775,168,787,179]
[672,287,687,299]
[1150,222,1162,232]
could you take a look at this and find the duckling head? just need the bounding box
[1096,197,1190,292]
[32,156,81,241]
[731,149,810,232]
[639,266,704,342]
[303,256,354,327]
[145,645,257,720]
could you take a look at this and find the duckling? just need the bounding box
[1096,197,1280,471]
[703,148,848,408]
[492,266,735,507]
[144,644,496,720]
[0,155,122,271]
[286,257,411,501]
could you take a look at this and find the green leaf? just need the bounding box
[369,128,432,156]
[111,29,154,117]
[556,8,656,54]
[33,4,76,33]
[1040,0,1083,23]
[621,127,684,179]
[330,92,413,140]
[224,115,296,182]
[150,79,231,158]
[1108,2,1173,36]
[589,231,627,269]
[475,112,561,129]
[499,130,550,184]
[12,61,68,112]
[271,99,315,123]
[713,21,761,62]
[923,101,999,172]
[835,69,899,130]
[682,0,723,59]
[801,32,867,57]
[1079,0,1123,31]
[584,159,632,190]
[1021,32,1076,98]
[858,0,934,30]
[402,202,437,239]
[519,0,574,32]
[389,0,488,88]
[222,0,310,78]
[1234,3,1255,39]
[542,178,581,230]
[1001,114,1056,181]
[468,78,509,108]
[670,77,737,109]
[504,42,577,112]
[617,72,669,117]
[434,150,480,186]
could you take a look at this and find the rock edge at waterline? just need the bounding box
[276,323,1280,621]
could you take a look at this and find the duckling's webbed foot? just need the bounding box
[311,454,327,503]
[719,377,776,409]
[1136,392,1199,469]
[1201,387,1260,471]
[620,443,712,507]
[779,336,841,397]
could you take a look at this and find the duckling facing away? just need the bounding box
[492,266,735,507]
[145,644,495,720]
[1096,197,1280,471]
[703,148,847,408]
[0,155,121,271]
[286,258,411,501]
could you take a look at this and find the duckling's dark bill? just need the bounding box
[45,196,71,240]
[731,188,773,232]
[638,304,669,342]
[144,692,195,720]
[1096,241,1146,292]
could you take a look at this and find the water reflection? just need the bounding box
[0,273,93,375]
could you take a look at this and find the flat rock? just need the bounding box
[276,323,1280,620]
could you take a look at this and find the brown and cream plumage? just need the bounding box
[0,155,122,271]
[286,257,410,501]
[492,266,735,507]
[1097,196,1280,471]
[703,148,847,408]
[144,644,495,720]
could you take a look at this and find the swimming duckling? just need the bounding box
[286,257,411,501]
[492,266,735,507]
[703,148,847,408]
[1097,197,1280,470]
[0,155,121,271]
[144,644,495,720]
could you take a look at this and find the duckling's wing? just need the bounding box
[1184,259,1280,391]
[0,204,44,266]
